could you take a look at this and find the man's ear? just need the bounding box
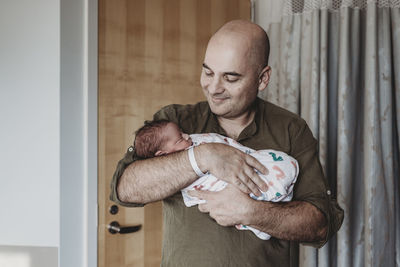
[258,66,271,92]
[155,150,167,156]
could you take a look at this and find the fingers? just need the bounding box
[242,166,268,193]
[245,154,269,175]
[203,143,269,194]
[244,155,269,191]
[233,179,252,195]
[188,188,209,198]
[229,166,267,195]
[232,161,268,195]
[188,190,210,213]
[237,172,260,196]
[198,203,208,213]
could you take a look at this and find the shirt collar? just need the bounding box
[237,98,260,142]
[207,98,261,141]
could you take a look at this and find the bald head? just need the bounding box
[200,20,272,120]
[210,20,270,70]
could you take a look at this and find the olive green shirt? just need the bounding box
[110,98,344,267]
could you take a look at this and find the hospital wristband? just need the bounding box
[188,146,206,177]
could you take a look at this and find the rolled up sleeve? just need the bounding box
[109,146,144,207]
[109,105,179,207]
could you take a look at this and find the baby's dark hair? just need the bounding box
[134,119,171,158]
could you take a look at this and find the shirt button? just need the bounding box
[327,190,331,195]
[128,146,134,152]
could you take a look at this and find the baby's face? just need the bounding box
[161,123,192,154]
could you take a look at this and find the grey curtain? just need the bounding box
[257,0,400,266]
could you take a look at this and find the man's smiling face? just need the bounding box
[200,34,261,120]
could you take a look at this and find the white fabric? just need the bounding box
[181,133,299,240]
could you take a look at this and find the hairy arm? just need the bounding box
[117,149,197,204]
[247,199,327,242]
[190,185,327,242]
[117,143,269,204]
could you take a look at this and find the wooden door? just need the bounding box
[98,1,250,266]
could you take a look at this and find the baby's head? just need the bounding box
[134,120,192,158]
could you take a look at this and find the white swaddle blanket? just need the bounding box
[181,133,299,240]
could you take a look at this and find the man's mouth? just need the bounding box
[211,96,229,103]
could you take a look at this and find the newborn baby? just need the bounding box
[134,120,299,240]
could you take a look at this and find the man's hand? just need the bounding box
[189,185,328,242]
[195,143,269,196]
[189,184,252,226]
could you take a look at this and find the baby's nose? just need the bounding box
[182,133,189,140]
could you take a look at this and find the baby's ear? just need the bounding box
[155,150,166,156]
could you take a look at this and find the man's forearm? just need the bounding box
[117,149,198,204]
[246,200,327,242]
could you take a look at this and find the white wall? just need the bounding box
[0,0,98,266]
[0,245,58,267]
[0,0,60,247]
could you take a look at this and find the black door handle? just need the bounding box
[107,221,142,234]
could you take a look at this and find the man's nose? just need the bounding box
[207,76,224,94]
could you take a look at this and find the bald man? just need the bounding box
[111,20,343,267]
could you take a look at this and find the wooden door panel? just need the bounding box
[98,1,250,266]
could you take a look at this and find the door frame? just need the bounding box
[60,0,98,266]
[60,0,258,266]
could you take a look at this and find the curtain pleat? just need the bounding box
[257,1,400,266]
[278,15,302,113]
[391,9,400,267]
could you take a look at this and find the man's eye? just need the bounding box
[224,75,239,82]
[204,70,213,76]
